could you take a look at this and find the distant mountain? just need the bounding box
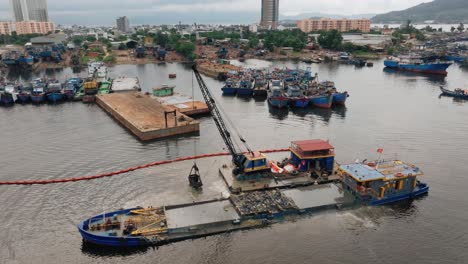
[372,0,468,23]
[280,13,375,22]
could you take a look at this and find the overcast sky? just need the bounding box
[0,0,430,25]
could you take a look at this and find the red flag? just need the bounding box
[377,148,384,154]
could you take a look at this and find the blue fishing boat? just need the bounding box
[339,160,429,206]
[221,79,237,95]
[440,86,468,99]
[384,56,452,75]
[16,91,31,103]
[317,81,348,106]
[46,82,64,104]
[1,83,17,106]
[285,85,308,108]
[309,94,333,109]
[268,80,288,108]
[31,86,45,104]
[237,79,254,96]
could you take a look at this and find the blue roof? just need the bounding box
[340,161,423,182]
[340,164,384,181]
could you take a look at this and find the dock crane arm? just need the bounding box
[192,65,244,172]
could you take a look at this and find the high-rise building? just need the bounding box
[116,16,130,33]
[260,0,279,30]
[10,0,49,22]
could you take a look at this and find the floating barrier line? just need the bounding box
[0,148,289,186]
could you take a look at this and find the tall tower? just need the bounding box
[116,16,130,32]
[10,0,49,22]
[260,0,279,30]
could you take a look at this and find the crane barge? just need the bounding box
[192,65,270,178]
[77,66,429,248]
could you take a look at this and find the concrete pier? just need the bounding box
[96,93,199,141]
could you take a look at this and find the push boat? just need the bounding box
[78,67,428,248]
[384,56,452,76]
[440,86,468,99]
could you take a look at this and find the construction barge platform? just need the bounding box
[78,140,429,248]
[96,92,199,141]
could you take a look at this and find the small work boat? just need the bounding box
[253,79,268,97]
[221,79,237,95]
[31,86,45,104]
[237,79,254,96]
[46,82,64,104]
[440,86,468,99]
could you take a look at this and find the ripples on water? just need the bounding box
[1,60,468,263]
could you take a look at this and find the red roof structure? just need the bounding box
[291,140,334,152]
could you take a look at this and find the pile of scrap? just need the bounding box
[231,190,298,216]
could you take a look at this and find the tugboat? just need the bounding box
[268,80,288,108]
[384,55,452,76]
[221,79,237,95]
[339,159,429,205]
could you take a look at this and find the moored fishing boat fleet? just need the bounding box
[221,67,349,109]
[0,61,135,106]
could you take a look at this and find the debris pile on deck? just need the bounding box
[231,190,298,216]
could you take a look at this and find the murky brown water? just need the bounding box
[1,60,467,263]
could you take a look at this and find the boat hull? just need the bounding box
[310,95,333,109]
[440,87,468,99]
[237,88,253,96]
[368,183,429,206]
[31,94,45,104]
[17,93,30,103]
[384,60,452,75]
[1,94,15,105]
[332,92,348,105]
[253,89,267,97]
[64,91,75,100]
[268,97,289,108]
[221,87,237,95]
[289,98,309,108]
[47,93,64,103]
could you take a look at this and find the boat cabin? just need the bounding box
[241,151,269,173]
[338,160,424,204]
[289,140,335,175]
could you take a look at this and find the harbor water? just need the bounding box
[1,60,468,263]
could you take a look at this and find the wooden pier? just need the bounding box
[96,93,199,141]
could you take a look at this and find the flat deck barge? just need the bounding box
[96,93,199,141]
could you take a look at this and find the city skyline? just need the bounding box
[0,0,430,25]
[10,0,49,22]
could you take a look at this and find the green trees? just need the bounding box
[154,32,169,47]
[317,30,343,50]
[457,23,465,32]
[174,41,196,60]
[261,29,307,52]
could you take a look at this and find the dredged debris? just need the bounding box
[231,190,298,216]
